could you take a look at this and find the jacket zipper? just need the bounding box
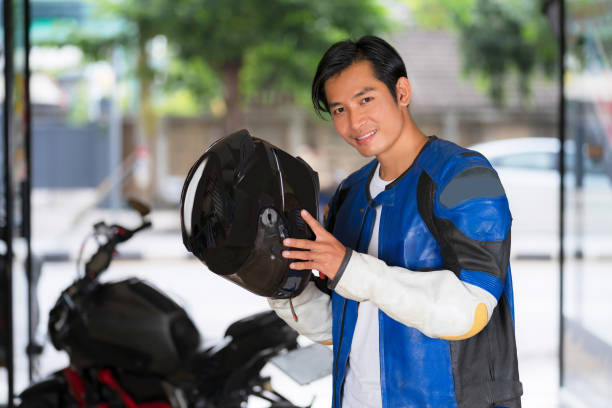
[333,299,348,408]
[379,310,388,408]
[333,199,375,407]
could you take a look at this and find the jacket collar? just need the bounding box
[364,136,437,205]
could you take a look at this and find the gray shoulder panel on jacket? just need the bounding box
[439,166,505,208]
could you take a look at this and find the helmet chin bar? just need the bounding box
[238,206,308,299]
[220,206,310,299]
[261,208,288,241]
[256,207,306,299]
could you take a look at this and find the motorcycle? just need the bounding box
[17,199,307,408]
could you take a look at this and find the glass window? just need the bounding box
[563,1,612,405]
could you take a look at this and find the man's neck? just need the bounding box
[377,121,428,181]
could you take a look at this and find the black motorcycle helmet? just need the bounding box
[180,129,319,299]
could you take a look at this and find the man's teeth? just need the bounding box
[357,130,376,141]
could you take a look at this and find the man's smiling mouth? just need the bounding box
[355,130,376,142]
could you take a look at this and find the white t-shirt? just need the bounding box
[343,164,390,408]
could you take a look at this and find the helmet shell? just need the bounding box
[180,129,319,299]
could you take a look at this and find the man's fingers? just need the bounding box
[282,249,315,261]
[283,237,316,250]
[289,261,318,271]
[281,209,344,280]
[300,209,326,236]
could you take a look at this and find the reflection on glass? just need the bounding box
[563,1,612,405]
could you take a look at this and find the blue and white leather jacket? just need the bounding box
[269,137,523,408]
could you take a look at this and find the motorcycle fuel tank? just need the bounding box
[49,278,200,377]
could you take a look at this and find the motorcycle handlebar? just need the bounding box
[84,219,152,280]
[114,220,153,243]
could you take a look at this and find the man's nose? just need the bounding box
[349,110,366,133]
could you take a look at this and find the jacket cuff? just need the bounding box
[267,281,333,344]
[328,247,353,290]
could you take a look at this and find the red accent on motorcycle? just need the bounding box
[139,402,174,408]
[63,368,87,408]
[97,369,172,408]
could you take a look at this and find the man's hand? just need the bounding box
[282,209,346,281]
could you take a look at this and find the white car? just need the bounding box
[468,137,612,259]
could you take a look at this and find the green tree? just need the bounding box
[408,0,556,106]
[35,0,392,199]
[167,0,392,131]
[42,0,392,132]
[32,0,178,200]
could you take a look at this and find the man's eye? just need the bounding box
[362,97,373,104]
[333,107,344,115]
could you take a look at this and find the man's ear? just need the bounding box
[395,76,411,106]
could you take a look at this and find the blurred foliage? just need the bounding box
[166,0,392,129]
[37,0,392,129]
[567,0,612,72]
[66,82,91,126]
[163,57,222,115]
[408,0,557,106]
[155,89,202,117]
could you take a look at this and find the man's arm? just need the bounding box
[330,251,496,340]
[282,210,492,340]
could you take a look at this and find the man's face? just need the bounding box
[324,60,409,158]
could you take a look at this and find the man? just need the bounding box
[268,35,522,408]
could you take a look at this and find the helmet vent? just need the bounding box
[261,208,278,228]
[294,209,306,233]
[210,183,225,218]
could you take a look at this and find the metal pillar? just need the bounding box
[2,0,16,404]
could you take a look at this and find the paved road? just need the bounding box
[3,254,579,407]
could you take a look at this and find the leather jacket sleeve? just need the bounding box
[268,281,333,344]
[332,251,497,340]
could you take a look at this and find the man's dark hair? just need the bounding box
[311,35,408,118]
